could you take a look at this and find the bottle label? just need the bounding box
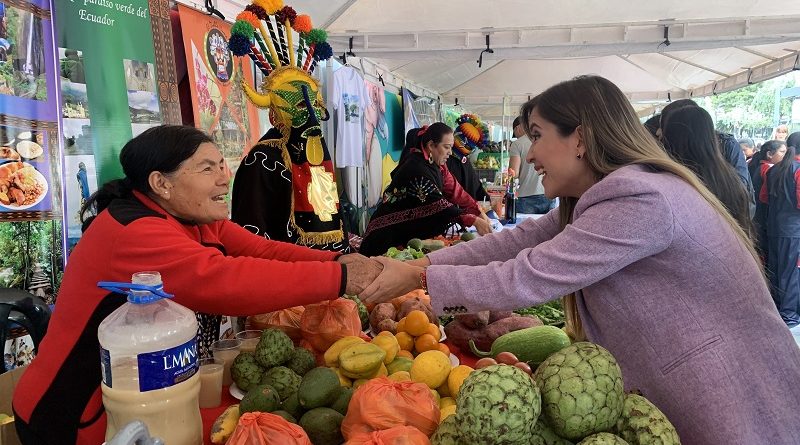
[137,338,199,392]
[100,347,112,387]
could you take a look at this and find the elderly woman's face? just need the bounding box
[161,142,230,224]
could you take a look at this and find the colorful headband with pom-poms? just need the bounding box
[229,2,333,77]
[454,113,490,156]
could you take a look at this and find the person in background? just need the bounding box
[446,150,490,202]
[772,124,789,142]
[761,132,800,328]
[359,76,800,444]
[750,140,787,258]
[643,114,660,139]
[359,123,492,255]
[660,99,752,191]
[739,137,755,162]
[660,106,754,239]
[12,125,382,445]
[509,116,554,214]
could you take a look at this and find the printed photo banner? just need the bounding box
[0,0,60,221]
[54,0,179,249]
[177,4,260,174]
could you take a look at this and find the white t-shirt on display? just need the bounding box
[332,66,370,168]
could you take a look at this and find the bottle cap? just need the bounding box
[98,275,174,304]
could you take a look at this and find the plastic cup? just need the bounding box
[211,339,241,386]
[235,330,262,354]
[197,357,224,408]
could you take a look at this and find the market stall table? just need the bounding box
[199,340,477,444]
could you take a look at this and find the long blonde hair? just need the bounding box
[520,76,762,341]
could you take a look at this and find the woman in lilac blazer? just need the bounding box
[360,76,800,444]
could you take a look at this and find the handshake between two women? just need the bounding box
[337,253,429,305]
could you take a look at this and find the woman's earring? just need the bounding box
[576,154,583,159]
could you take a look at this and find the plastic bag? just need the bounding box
[344,426,431,445]
[249,306,305,343]
[341,377,440,440]
[227,412,311,445]
[301,299,362,352]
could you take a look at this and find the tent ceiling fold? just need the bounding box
[207,0,800,120]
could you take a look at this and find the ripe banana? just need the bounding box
[209,404,239,444]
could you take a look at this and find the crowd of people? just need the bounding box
[12,75,800,445]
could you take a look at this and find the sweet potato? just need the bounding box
[397,297,438,325]
[390,289,430,310]
[444,319,495,352]
[455,311,490,329]
[444,315,542,354]
[376,318,398,335]
[488,311,515,323]
[369,303,397,332]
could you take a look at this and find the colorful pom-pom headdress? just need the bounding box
[454,113,490,158]
[228,0,334,120]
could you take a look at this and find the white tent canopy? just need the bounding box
[208,0,800,120]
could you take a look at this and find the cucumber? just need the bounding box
[469,325,571,365]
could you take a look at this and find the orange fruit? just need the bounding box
[396,350,414,359]
[405,311,430,336]
[426,323,440,340]
[396,317,407,333]
[414,333,439,353]
[437,343,450,356]
[396,332,415,351]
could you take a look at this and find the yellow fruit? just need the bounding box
[410,350,452,389]
[439,397,456,410]
[395,332,415,352]
[447,365,474,398]
[430,388,440,404]
[387,357,414,374]
[405,310,430,336]
[426,323,440,340]
[440,405,457,422]
[414,333,439,353]
[339,343,386,379]
[436,382,451,398]
[352,379,370,389]
[396,350,414,359]
[324,336,366,367]
[396,317,407,333]
[331,367,352,387]
[210,404,240,444]
[388,371,412,382]
[374,363,389,378]
[371,334,400,364]
[377,330,393,337]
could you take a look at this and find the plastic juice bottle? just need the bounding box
[97,272,201,445]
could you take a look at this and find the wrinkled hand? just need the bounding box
[359,257,424,305]
[473,217,493,235]
[341,255,383,295]
[406,256,431,267]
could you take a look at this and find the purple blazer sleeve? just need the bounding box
[426,172,675,314]
[426,209,561,266]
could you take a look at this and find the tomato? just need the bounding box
[513,362,532,375]
[494,352,519,365]
[474,358,497,369]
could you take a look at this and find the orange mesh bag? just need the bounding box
[344,426,431,445]
[248,306,305,343]
[227,412,312,445]
[341,377,439,440]
[301,299,362,352]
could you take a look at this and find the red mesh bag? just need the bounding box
[341,378,439,440]
[226,412,311,445]
[344,426,431,445]
[300,299,362,352]
[248,306,305,343]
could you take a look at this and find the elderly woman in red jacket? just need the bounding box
[13,125,381,445]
